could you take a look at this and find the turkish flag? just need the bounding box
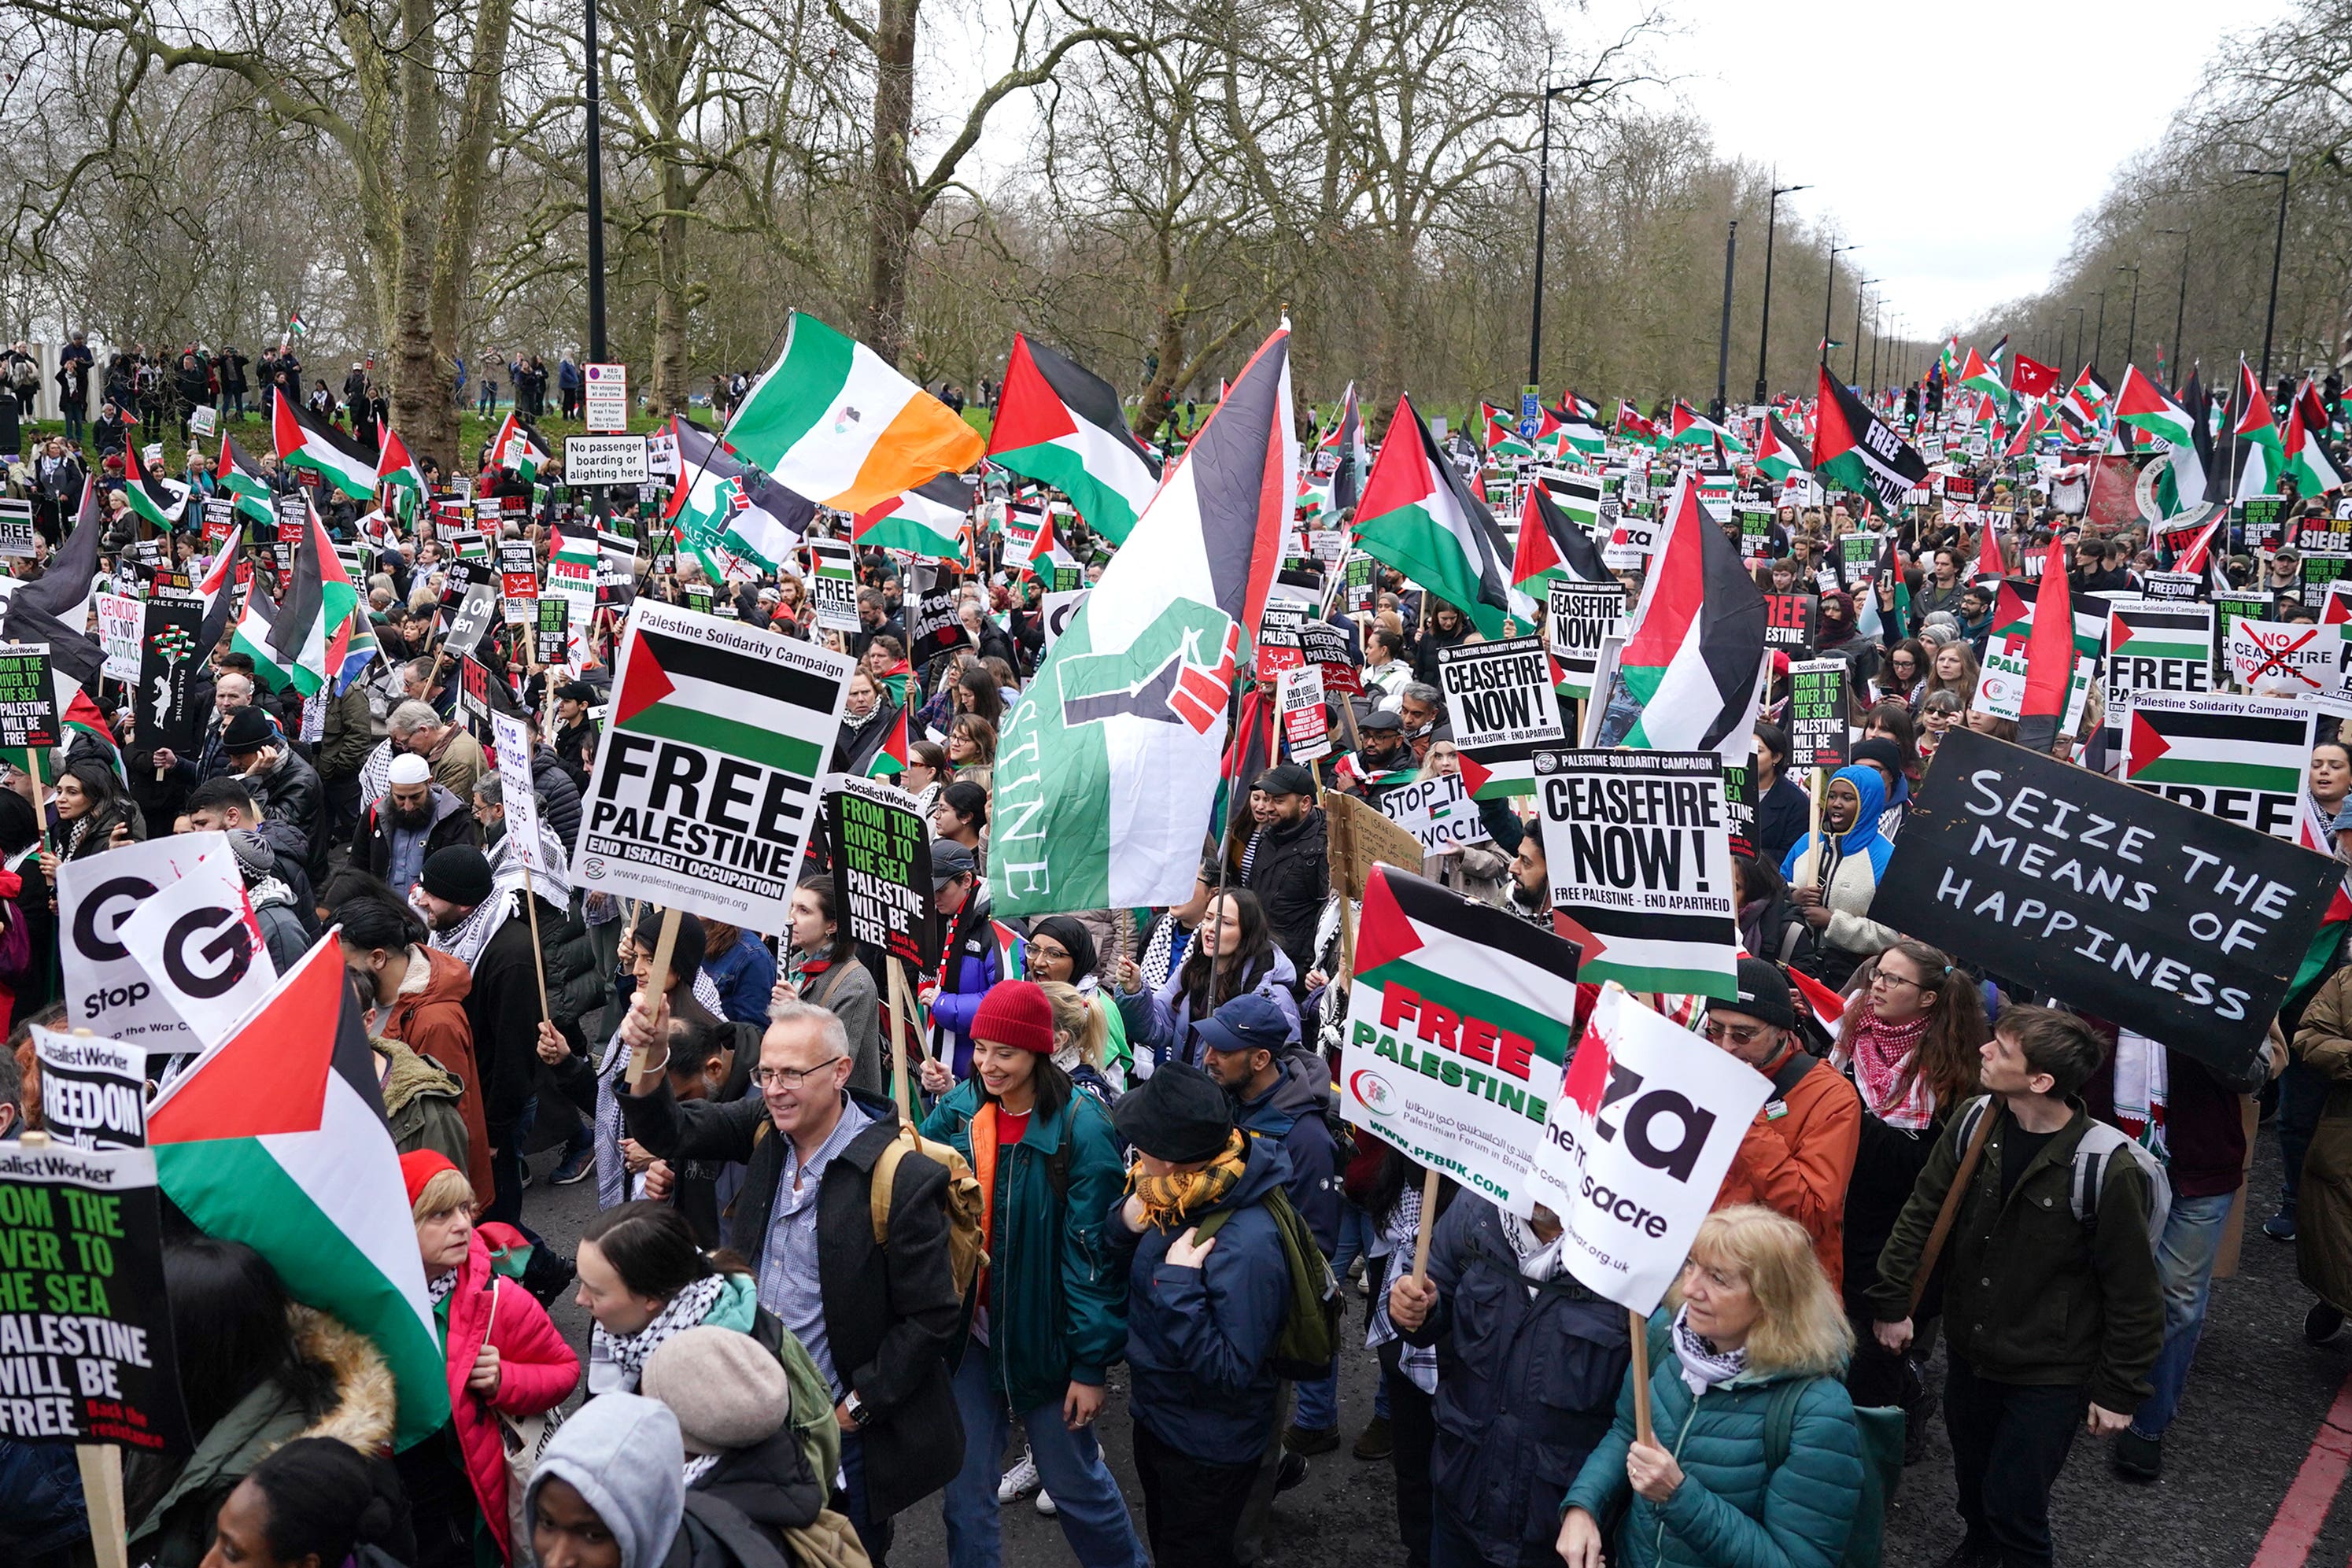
[2012,354,2059,398]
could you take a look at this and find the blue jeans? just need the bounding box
[942,1345,1145,1568]
[1294,1356,1339,1432]
[2131,1190,2236,1438]
[1332,1203,1373,1280]
[837,1430,892,1565]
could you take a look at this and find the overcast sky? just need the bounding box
[1610,0,2289,334]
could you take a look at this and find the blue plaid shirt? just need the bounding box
[755,1094,873,1399]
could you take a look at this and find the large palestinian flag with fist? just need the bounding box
[987,327,1295,915]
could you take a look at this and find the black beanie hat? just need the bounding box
[419,846,494,907]
[1113,1061,1235,1164]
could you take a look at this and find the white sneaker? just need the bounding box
[998,1452,1041,1504]
[1036,1490,1058,1517]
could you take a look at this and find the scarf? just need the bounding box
[1844,1002,1935,1130]
[840,700,885,734]
[682,1452,722,1489]
[426,1269,460,1305]
[1128,1130,1248,1231]
[1497,1206,1569,1284]
[1671,1304,1748,1396]
[430,885,517,970]
[589,1272,726,1392]
[2111,1031,2169,1159]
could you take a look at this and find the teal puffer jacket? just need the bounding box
[1561,1314,1863,1568]
[919,1079,1130,1414]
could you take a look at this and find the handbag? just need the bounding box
[484,1281,564,1567]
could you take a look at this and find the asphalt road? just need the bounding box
[518,1101,2352,1567]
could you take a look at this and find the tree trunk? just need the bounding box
[422,0,516,467]
[652,172,691,415]
[862,0,921,365]
[390,0,448,466]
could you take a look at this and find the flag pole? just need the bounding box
[627,905,683,1081]
[1629,1306,1655,1446]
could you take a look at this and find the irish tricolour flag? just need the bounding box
[725,312,983,512]
[149,935,449,1448]
[987,334,1163,544]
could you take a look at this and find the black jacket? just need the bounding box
[529,745,584,847]
[353,786,482,885]
[553,718,599,793]
[1242,808,1329,980]
[617,1084,966,1522]
[248,747,325,875]
[462,902,554,1131]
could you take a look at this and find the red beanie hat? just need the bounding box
[971,979,1056,1054]
[400,1148,460,1208]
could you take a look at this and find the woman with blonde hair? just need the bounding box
[1414,741,1512,906]
[1037,977,1127,1098]
[1559,1205,1864,1568]
[1922,639,1979,711]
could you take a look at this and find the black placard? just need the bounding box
[1867,726,2341,1076]
[826,777,938,969]
[0,1142,190,1452]
[909,563,968,666]
[534,596,570,666]
[1785,659,1848,769]
[0,644,60,750]
[1763,592,1818,654]
[136,595,205,754]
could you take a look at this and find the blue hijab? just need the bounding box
[1780,764,1894,882]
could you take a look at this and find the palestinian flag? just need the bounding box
[988,335,1162,543]
[1514,482,1610,599]
[991,920,1028,982]
[1553,887,1739,1001]
[607,605,848,784]
[273,389,378,498]
[725,312,984,513]
[2014,536,2080,754]
[1353,863,1582,1072]
[2287,381,2346,496]
[1990,575,2106,660]
[867,706,910,778]
[854,472,973,562]
[197,518,246,656]
[1553,410,1608,458]
[2107,604,2213,665]
[1786,965,1849,1040]
[254,502,370,696]
[1319,382,1372,515]
[215,436,277,527]
[1670,400,1748,455]
[1813,366,1928,511]
[1853,531,1908,643]
[489,412,550,482]
[1481,403,1534,462]
[375,425,429,511]
[1756,414,1811,483]
[148,935,449,1449]
[984,324,1294,914]
[2113,365,2195,446]
[2003,400,2047,459]
[121,441,190,531]
[285,310,310,341]
[1615,401,1663,446]
[2291,796,2352,1009]
[666,418,813,574]
[1959,348,2007,400]
[1353,393,1516,639]
[1615,474,1768,759]
[1332,751,1417,799]
[2062,367,2110,426]
[2124,694,2308,798]
[2233,360,2285,500]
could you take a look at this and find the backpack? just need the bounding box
[757,1310,843,1497]
[870,1119,988,1301]
[1190,1186,1340,1382]
[1950,1096,2171,1249]
[1762,1377,1904,1568]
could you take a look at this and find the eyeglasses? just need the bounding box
[1701,1020,1767,1046]
[752,1057,846,1090]
[1028,942,1069,966]
[1870,971,1924,992]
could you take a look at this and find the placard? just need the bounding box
[808,538,859,633]
[1338,865,1580,1212]
[1257,600,1309,677]
[115,836,279,1045]
[1378,772,1489,850]
[1534,748,1739,1000]
[0,499,36,559]
[136,596,205,756]
[1785,659,1849,769]
[0,642,59,750]
[907,563,968,665]
[57,837,230,1051]
[188,404,216,437]
[31,1028,147,1150]
[533,596,570,668]
[499,540,540,624]
[574,601,853,929]
[0,1140,188,1451]
[1277,665,1331,764]
[2227,618,2350,710]
[441,580,502,664]
[2143,571,2200,602]
[2122,690,2313,842]
[490,710,548,880]
[1763,592,1818,655]
[1299,620,1361,697]
[1437,636,1563,751]
[563,435,652,487]
[97,592,142,682]
[1545,580,1626,701]
[825,774,937,969]
[1869,725,2340,1077]
[2243,495,2288,552]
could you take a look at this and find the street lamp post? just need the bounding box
[1870,301,1884,394]
[2155,226,2191,377]
[2090,288,2108,377]
[1852,279,1877,385]
[1526,74,1608,389]
[1713,220,1737,420]
[585,0,607,363]
[2239,167,2292,386]
[2067,305,2085,375]
[2117,262,2141,371]
[1822,242,1858,369]
[1753,180,1810,403]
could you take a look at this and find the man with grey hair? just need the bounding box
[390,698,486,802]
[1396,681,1453,760]
[615,993,964,1562]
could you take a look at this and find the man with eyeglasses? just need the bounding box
[615,994,966,1564]
[1703,957,1862,1293]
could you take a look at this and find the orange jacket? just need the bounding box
[384,946,493,1201]
[1713,1047,1863,1293]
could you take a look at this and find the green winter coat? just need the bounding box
[919,1077,1128,1414]
[1562,1313,1863,1568]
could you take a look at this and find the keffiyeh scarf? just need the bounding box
[1843,1003,1935,1130]
[1671,1304,1748,1397]
[589,1272,726,1393]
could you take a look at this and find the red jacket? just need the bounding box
[440,1230,578,1562]
[385,947,494,1200]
